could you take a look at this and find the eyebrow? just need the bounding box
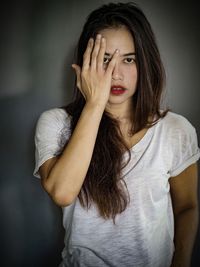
[104,52,136,57]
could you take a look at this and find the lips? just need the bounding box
[111,85,127,95]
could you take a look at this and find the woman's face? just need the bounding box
[99,26,138,108]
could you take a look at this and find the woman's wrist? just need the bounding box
[85,100,106,113]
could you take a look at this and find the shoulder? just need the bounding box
[158,112,200,177]
[38,107,71,123]
[36,107,71,129]
[160,111,199,159]
[159,111,196,135]
[35,107,72,140]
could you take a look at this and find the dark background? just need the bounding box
[0,0,199,266]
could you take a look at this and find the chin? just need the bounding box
[107,98,127,105]
[108,96,124,102]
[108,93,132,102]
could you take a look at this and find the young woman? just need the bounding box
[33,2,200,267]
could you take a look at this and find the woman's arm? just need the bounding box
[39,35,119,207]
[169,163,199,267]
[39,102,105,206]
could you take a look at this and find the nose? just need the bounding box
[112,62,123,81]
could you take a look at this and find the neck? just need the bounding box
[106,101,134,124]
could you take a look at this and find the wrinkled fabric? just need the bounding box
[33,108,200,267]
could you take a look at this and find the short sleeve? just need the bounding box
[33,108,71,178]
[168,115,200,177]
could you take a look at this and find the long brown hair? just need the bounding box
[62,2,169,221]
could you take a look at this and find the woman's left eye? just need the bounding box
[124,58,135,63]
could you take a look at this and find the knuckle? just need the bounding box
[81,70,86,76]
[92,50,98,57]
[97,63,102,70]
[100,42,106,49]
[82,69,87,75]
[83,53,88,60]
[108,61,114,67]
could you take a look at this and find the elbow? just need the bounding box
[52,189,76,207]
[41,178,76,207]
[174,203,199,218]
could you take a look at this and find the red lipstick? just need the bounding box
[111,85,127,95]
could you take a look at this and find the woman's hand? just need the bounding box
[72,34,119,108]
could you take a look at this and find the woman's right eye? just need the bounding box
[103,58,110,64]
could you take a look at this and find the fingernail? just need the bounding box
[115,49,119,53]
[96,34,101,39]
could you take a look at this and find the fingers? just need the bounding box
[78,35,119,77]
[83,34,107,71]
[91,34,101,69]
[97,37,106,71]
[72,64,86,99]
[82,38,94,70]
[72,64,82,91]
[106,49,119,75]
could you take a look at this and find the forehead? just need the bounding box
[98,26,135,53]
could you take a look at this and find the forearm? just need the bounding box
[171,207,199,267]
[45,101,105,205]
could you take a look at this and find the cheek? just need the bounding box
[124,66,137,83]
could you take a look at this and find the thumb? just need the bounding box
[72,64,81,90]
[72,64,81,74]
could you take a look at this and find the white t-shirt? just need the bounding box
[33,108,200,267]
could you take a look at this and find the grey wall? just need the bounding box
[0,0,199,266]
